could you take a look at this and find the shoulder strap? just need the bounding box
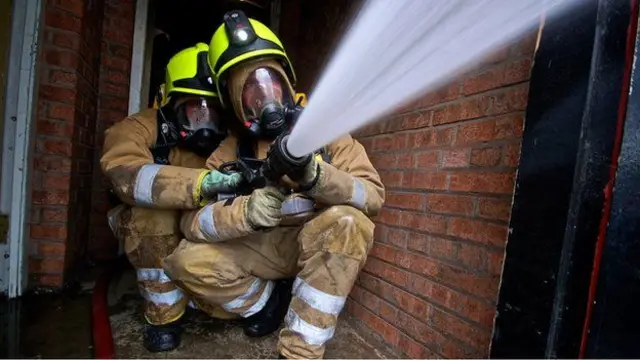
[150,109,178,165]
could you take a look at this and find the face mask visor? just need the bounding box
[240,67,292,122]
[177,97,223,134]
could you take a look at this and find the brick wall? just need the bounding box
[88,0,135,261]
[29,0,133,287]
[31,0,105,287]
[291,1,537,357]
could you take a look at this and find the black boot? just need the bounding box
[243,278,294,338]
[143,319,183,353]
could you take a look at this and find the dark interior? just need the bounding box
[147,0,271,107]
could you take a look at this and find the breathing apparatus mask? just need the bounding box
[229,64,301,139]
[158,95,227,158]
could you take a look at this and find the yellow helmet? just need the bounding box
[163,43,217,106]
[208,10,296,106]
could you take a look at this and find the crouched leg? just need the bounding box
[279,205,375,359]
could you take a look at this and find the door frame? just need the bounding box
[0,0,43,297]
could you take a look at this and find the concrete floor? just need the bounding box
[109,269,401,359]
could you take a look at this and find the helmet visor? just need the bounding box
[241,67,291,120]
[178,97,223,132]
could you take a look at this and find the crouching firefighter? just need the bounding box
[162,11,386,359]
[101,43,242,352]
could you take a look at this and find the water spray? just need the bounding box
[284,0,582,158]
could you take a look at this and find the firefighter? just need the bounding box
[101,43,242,352]
[162,11,385,359]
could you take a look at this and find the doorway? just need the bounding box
[129,0,274,114]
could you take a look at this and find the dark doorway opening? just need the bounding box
[146,0,272,107]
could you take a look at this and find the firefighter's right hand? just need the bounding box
[200,170,243,199]
[246,186,285,230]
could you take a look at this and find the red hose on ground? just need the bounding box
[92,269,115,359]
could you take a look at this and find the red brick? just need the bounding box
[45,47,80,69]
[378,301,398,323]
[105,70,128,85]
[376,207,401,226]
[32,190,70,205]
[398,112,431,130]
[395,311,445,349]
[431,308,492,351]
[370,243,397,263]
[372,134,408,152]
[436,127,456,146]
[349,302,400,346]
[488,250,506,275]
[455,114,523,145]
[55,0,84,17]
[42,207,68,222]
[448,218,508,247]
[386,227,408,248]
[399,333,439,358]
[37,242,66,257]
[503,142,522,167]
[395,251,439,278]
[399,212,447,234]
[402,171,447,190]
[462,58,532,95]
[448,171,515,194]
[488,85,529,116]
[31,224,68,240]
[37,138,73,156]
[478,197,512,221]
[415,150,440,168]
[101,82,128,98]
[471,147,502,167]
[42,174,71,190]
[442,148,470,168]
[50,31,81,49]
[433,97,491,126]
[425,194,475,216]
[40,85,76,103]
[364,258,409,287]
[457,243,486,270]
[34,156,72,173]
[396,153,413,168]
[407,129,436,149]
[45,10,81,32]
[30,258,65,274]
[100,96,128,112]
[374,224,387,242]
[48,69,77,86]
[418,83,460,108]
[441,338,478,358]
[100,55,129,71]
[437,264,500,299]
[385,191,425,210]
[370,154,396,169]
[378,170,403,188]
[407,233,456,261]
[352,286,379,313]
[37,120,73,138]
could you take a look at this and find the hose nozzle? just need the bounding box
[262,134,312,182]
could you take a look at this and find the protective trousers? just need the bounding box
[163,205,375,359]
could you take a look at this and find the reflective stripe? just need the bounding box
[285,308,335,346]
[198,204,220,240]
[293,277,346,315]
[140,288,184,306]
[137,268,172,283]
[221,279,274,318]
[222,278,263,311]
[241,280,274,318]
[217,193,235,201]
[348,178,367,210]
[133,164,162,206]
[281,197,315,216]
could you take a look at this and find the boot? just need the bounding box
[243,278,294,338]
[142,319,183,352]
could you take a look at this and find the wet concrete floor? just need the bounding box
[0,288,94,358]
[110,269,401,359]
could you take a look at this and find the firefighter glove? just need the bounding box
[246,186,285,230]
[200,170,243,199]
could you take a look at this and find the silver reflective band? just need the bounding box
[137,268,172,283]
[281,197,315,216]
[348,178,367,209]
[140,288,184,306]
[198,204,220,240]
[222,278,262,311]
[241,280,274,318]
[217,193,235,201]
[293,277,346,315]
[133,164,162,206]
[285,309,336,346]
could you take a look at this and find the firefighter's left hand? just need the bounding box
[200,170,243,199]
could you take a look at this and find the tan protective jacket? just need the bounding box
[101,108,210,209]
[180,133,385,243]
